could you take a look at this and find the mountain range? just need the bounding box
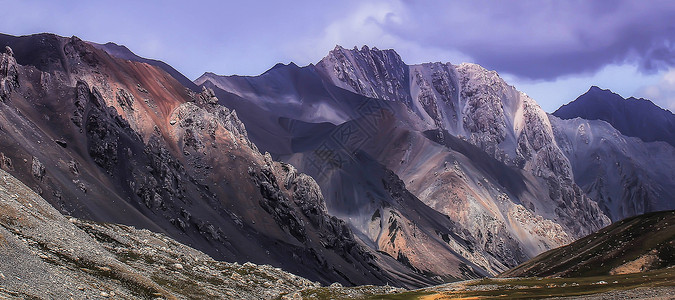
[0,33,674,294]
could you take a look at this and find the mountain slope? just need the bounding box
[553,86,675,147]
[196,46,613,280]
[500,210,675,278]
[0,33,429,287]
[0,168,318,299]
[551,116,675,221]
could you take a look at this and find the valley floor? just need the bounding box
[282,268,675,299]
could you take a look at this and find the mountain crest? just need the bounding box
[330,45,401,58]
[89,40,198,91]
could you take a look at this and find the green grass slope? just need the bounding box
[500,210,675,278]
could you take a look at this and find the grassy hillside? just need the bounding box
[500,210,675,278]
[278,267,675,299]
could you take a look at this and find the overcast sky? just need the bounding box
[2,0,675,112]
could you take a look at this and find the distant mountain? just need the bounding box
[500,210,675,278]
[553,86,675,147]
[551,86,675,221]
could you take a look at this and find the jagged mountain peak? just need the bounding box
[201,71,219,77]
[588,85,605,92]
[265,61,300,74]
[455,62,504,79]
[321,45,406,74]
[316,44,410,104]
[194,71,223,83]
[581,86,632,102]
[330,44,400,57]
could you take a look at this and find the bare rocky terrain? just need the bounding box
[4,165,670,300]
[0,168,319,299]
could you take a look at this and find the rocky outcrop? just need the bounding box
[30,156,45,181]
[116,88,135,110]
[0,46,19,102]
[86,112,121,172]
[0,152,13,171]
[272,162,377,267]
[249,164,307,243]
[410,63,461,130]
[182,86,257,151]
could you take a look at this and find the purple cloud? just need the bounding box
[380,0,675,79]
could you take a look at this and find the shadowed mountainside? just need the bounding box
[551,115,675,221]
[553,86,675,147]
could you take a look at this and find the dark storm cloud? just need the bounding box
[380,0,675,79]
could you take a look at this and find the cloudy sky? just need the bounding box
[2,0,675,112]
